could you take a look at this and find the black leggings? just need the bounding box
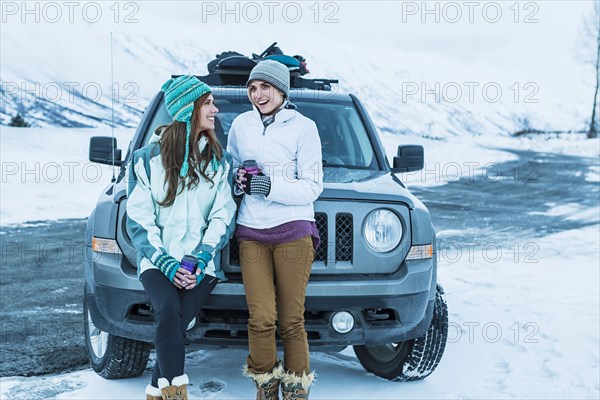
[140,268,217,386]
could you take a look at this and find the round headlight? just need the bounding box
[363,209,402,252]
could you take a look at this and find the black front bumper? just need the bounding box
[86,284,434,351]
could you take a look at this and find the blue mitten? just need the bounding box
[196,250,212,266]
[154,253,180,282]
[195,250,212,284]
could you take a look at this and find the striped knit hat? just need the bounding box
[161,75,212,178]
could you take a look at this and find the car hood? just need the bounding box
[321,168,417,209]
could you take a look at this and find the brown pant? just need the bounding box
[240,236,314,376]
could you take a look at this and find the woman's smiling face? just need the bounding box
[248,80,285,116]
[198,94,219,131]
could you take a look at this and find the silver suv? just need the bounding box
[84,76,448,382]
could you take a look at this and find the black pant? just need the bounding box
[140,269,217,386]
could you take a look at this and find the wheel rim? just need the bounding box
[365,342,409,363]
[87,309,108,358]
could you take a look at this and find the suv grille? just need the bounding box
[228,212,351,265]
[230,237,240,263]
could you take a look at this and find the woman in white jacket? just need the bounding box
[227,60,323,400]
[126,75,236,400]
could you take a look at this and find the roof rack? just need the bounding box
[172,72,339,92]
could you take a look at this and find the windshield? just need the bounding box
[144,97,379,170]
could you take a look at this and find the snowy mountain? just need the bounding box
[0,80,143,128]
[0,24,215,128]
[0,6,592,136]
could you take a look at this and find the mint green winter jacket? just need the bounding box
[126,131,237,281]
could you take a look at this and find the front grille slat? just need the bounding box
[229,238,240,263]
[314,212,328,263]
[335,213,353,262]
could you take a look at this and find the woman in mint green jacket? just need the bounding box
[126,75,236,400]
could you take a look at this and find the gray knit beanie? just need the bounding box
[247,60,290,98]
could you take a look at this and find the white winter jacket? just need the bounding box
[126,131,237,280]
[227,104,323,228]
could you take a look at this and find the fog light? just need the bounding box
[331,311,355,334]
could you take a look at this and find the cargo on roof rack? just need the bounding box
[172,42,339,91]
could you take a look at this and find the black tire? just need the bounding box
[354,284,448,381]
[83,288,151,379]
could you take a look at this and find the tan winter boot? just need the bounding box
[243,361,284,400]
[281,370,315,400]
[145,384,162,400]
[158,374,189,400]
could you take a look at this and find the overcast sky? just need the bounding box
[2,1,593,72]
[140,1,591,58]
[137,1,594,85]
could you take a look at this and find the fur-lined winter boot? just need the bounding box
[158,374,189,400]
[243,361,284,400]
[145,384,162,400]
[280,370,315,400]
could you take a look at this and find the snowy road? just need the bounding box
[413,148,600,243]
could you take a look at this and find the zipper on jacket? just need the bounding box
[261,122,268,217]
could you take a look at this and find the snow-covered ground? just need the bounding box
[1,220,598,399]
[0,127,134,225]
[1,127,599,399]
[2,218,600,400]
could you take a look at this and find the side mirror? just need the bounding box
[392,145,424,172]
[89,136,122,166]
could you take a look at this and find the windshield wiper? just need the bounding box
[322,159,344,168]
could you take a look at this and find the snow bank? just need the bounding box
[1,224,597,398]
[0,127,134,225]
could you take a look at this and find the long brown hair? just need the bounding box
[156,93,223,207]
